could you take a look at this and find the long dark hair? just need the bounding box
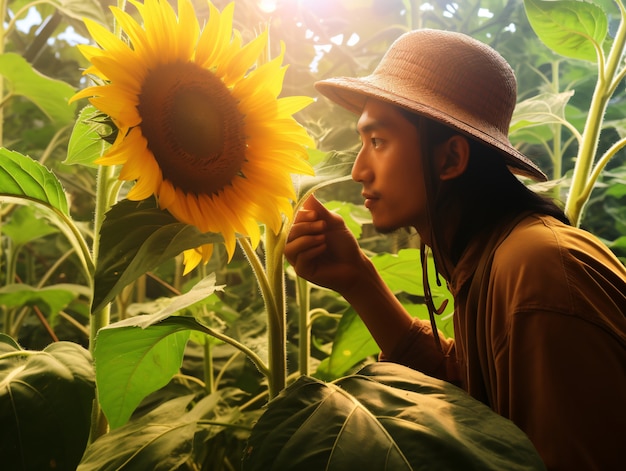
[401,109,569,351]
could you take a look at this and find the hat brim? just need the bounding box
[315,77,547,182]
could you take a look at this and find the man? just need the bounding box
[285,29,626,470]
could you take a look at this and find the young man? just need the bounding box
[285,29,626,470]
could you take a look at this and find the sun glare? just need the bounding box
[258,0,277,13]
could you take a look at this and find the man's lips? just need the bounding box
[362,193,378,209]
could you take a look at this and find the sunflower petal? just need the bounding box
[198,2,236,67]
[182,245,213,275]
[75,0,315,268]
[222,30,269,85]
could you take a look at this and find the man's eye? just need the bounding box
[371,138,382,148]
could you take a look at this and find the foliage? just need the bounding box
[0,336,95,470]
[0,0,624,470]
[243,362,546,471]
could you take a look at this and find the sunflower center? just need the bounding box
[137,61,247,196]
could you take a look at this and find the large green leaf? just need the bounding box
[136,274,225,325]
[0,341,95,471]
[65,105,111,167]
[315,306,380,380]
[94,319,192,429]
[1,205,60,245]
[93,198,223,313]
[296,149,355,199]
[316,301,454,381]
[372,248,450,299]
[325,200,370,239]
[94,310,249,430]
[78,391,242,471]
[243,362,546,470]
[524,0,608,62]
[0,148,69,216]
[316,249,454,379]
[0,53,76,125]
[510,91,575,134]
[0,284,87,325]
[0,333,21,353]
[52,0,107,24]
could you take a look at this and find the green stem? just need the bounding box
[204,338,214,394]
[239,234,285,399]
[0,0,6,147]
[214,351,241,390]
[89,165,116,350]
[565,5,626,226]
[580,137,626,206]
[296,276,311,376]
[265,228,288,397]
[87,164,116,443]
[197,320,269,378]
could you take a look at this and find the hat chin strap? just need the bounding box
[420,242,448,353]
[417,117,450,353]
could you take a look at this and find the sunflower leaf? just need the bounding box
[135,274,225,326]
[93,198,223,313]
[510,91,575,134]
[66,105,111,167]
[93,318,192,429]
[52,0,107,24]
[1,205,60,245]
[315,249,454,380]
[0,341,95,471]
[243,363,546,470]
[315,306,380,380]
[523,0,608,63]
[0,284,86,326]
[296,150,356,198]
[78,390,244,471]
[0,148,70,216]
[0,53,76,125]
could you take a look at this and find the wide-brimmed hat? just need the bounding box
[315,29,547,181]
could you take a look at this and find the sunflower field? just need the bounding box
[1,0,625,470]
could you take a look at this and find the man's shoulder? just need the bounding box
[496,213,620,268]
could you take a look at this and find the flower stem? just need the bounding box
[265,229,287,398]
[238,234,285,399]
[204,338,214,394]
[87,164,117,443]
[296,276,311,376]
[90,165,117,350]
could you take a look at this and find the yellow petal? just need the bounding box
[74,0,316,261]
[198,2,237,68]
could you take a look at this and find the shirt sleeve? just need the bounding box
[379,318,462,386]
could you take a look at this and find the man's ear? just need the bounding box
[436,135,470,181]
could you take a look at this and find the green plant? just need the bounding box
[0,1,624,470]
[516,0,626,228]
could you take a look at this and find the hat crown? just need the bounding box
[372,29,517,138]
[314,29,547,181]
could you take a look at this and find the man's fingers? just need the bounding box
[287,219,326,241]
[285,234,326,265]
[301,195,344,228]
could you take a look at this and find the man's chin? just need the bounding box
[372,222,400,235]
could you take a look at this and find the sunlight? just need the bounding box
[258,0,277,13]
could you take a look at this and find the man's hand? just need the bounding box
[285,195,369,296]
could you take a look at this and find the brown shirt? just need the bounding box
[384,214,626,471]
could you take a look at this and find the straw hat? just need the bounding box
[315,29,547,182]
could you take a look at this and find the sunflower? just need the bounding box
[72,0,315,273]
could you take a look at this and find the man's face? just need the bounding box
[352,99,430,236]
